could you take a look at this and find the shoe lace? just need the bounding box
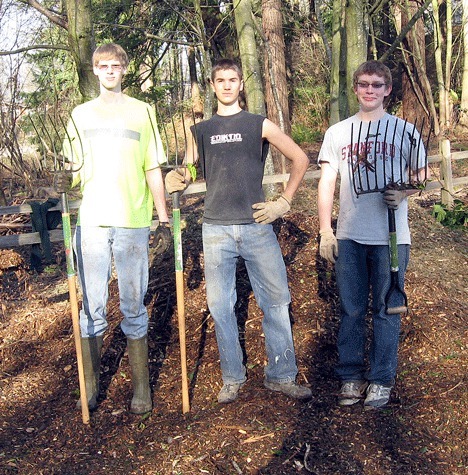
[369,384,390,396]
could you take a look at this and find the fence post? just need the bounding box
[439,138,454,209]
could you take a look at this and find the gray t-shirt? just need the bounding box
[318,113,426,245]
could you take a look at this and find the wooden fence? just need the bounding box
[0,151,466,249]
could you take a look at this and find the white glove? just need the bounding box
[383,189,407,210]
[252,195,291,224]
[319,229,338,264]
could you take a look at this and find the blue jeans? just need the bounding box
[202,223,298,385]
[74,226,150,339]
[335,239,410,386]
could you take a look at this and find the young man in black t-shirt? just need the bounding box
[165,59,310,404]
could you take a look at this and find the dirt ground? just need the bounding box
[0,161,466,474]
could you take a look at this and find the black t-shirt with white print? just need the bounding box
[191,110,269,225]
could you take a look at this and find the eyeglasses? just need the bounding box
[97,64,123,72]
[356,82,387,90]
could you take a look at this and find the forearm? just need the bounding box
[282,152,309,202]
[318,187,334,231]
[146,168,169,222]
[317,164,337,231]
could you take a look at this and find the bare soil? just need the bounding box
[0,164,466,474]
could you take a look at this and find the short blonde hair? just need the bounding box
[92,43,129,68]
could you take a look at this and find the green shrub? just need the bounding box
[432,199,467,228]
[292,123,322,144]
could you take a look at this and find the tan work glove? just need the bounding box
[252,195,291,224]
[165,169,189,194]
[383,189,407,210]
[319,229,338,264]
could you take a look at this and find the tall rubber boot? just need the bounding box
[76,336,103,411]
[127,336,152,414]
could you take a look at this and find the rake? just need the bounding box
[349,117,431,314]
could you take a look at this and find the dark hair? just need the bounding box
[211,59,243,82]
[353,60,392,87]
[93,43,129,68]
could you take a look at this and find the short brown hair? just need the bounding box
[93,43,129,68]
[211,59,243,82]
[353,60,392,87]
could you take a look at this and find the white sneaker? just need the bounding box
[217,383,244,404]
[364,383,392,410]
[338,381,368,406]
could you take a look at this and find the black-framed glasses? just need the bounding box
[356,82,387,90]
[97,64,123,72]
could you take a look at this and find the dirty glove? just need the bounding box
[165,169,189,194]
[151,222,172,255]
[252,195,291,224]
[53,170,73,193]
[319,229,338,264]
[383,189,407,210]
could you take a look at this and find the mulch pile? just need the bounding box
[0,180,466,475]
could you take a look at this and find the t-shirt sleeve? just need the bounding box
[144,105,167,170]
[318,128,340,173]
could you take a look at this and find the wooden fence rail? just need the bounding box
[0,151,466,249]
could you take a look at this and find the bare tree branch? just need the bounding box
[380,0,432,63]
[15,0,67,28]
[0,44,69,55]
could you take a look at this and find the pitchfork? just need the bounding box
[30,113,89,423]
[350,117,431,315]
[150,105,197,414]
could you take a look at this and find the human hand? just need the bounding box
[165,169,189,194]
[53,171,73,194]
[151,222,172,255]
[383,189,407,209]
[252,195,291,224]
[319,229,338,264]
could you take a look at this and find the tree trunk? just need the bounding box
[262,0,290,177]
[234,0,266,115]
[234,0,275,197]
[64,0,98,102]
[193,0,213,119]
[345,0,368,115]
[456,0,468,134]
[329,0,346,124]
[400,0,427,125]
[432,0,447,134]
[188,47,203,118]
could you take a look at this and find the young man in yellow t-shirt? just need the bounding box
[55,43,170,414]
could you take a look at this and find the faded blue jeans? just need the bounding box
[74,226,150,339]
[335,239,410,386]
[202,223,298,385]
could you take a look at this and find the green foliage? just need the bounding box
[432,200,467,228]
[291,123,322,144]
[291,84,328,143]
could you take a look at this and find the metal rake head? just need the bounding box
[350,117,432,197]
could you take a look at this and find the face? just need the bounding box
[354,73,392,112]
[210,69,243,106]
[93,59,126,91]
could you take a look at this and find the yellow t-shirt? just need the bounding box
[63,96,166,227]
